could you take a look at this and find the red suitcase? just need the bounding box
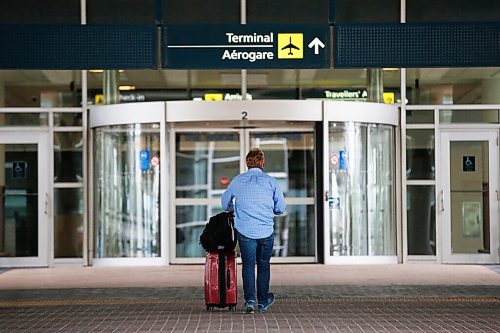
[204,250,237,311]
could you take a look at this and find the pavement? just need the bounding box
[1,264,499,332]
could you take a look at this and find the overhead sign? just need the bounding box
[163,25,330,69]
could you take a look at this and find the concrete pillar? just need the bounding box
[103,70,119,105]
[367,69,384,103]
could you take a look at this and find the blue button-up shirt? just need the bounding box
[221,168,286,239]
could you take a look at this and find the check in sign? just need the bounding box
[163,25,330,69]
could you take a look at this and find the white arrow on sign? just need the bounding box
[308,37,325,55]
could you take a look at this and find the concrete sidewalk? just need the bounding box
[1,264,499,333]
[1,264,499,290]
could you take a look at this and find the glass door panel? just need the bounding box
[173,126,317,262]
[0,132,48,267]
[1,144,38,257]
[250,131,316,258]
[174,131,240,258]
[441,131,499,264]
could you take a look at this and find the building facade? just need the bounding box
[0,0,499,267]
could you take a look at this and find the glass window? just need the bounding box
[407,0,500,23]
[334,0,400,23]
[406,68,500,105]
[406,129,435,180]
[0,70,81,107]
[0,113,48,127]
[248,0,328,24]
[406,110,434,124]
[407,185,436,255]
[0,0,80,24]
[54,132,83,183]
[54,188,83,258]
[93,123,161,258]
[54,113,82,127]
[87,0,155,24]
[439,109,499,124]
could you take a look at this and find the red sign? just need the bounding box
[151,156,160,167]
[220,176,230,187]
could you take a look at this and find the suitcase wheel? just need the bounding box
[228,305,236,312]
[206,305,213,311]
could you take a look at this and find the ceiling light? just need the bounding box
[119,85,136,91]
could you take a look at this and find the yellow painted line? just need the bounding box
[0,296,498,308]
[287,296,500,303]
[0,298,172,307]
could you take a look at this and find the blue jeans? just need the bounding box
[237,231,274,306]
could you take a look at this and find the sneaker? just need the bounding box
[258,293,275,313]
[244,300,255,314]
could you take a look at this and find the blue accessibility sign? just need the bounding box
[140,150,150,171]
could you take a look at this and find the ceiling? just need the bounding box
[1,68,500,106]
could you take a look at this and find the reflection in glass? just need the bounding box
[251,132,315,197]
[176,205,212,258]
[54,113,83,127]
[175,130,316,258]
[328,123,395,256]
[54,188,83,258]
[54,132,83,182]
[175,204,315,258]
[251,132,316,257]
[94,123,161,258]
[406,129,435,180]
[176,133,240,199]
[439,110,499,124]
[407,185,436,255]
[0,113,48,127]
[273,205,315,257]
[406,110,434,124]
[0,144,38,257]
[450,141,490,254]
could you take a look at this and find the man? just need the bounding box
[221,148,286,314]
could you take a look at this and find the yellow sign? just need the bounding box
[277,33,303,59]
[204,93,224,101]
[383,92,395,104]
[95,94,104,105]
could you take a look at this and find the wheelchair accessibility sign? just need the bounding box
[12,161,27,179]
[463,156,475,172]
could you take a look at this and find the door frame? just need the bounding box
[439,130,500,264]
[0,131,49,267]
[166,100,322,264]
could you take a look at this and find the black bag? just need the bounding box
[199,212,237,252]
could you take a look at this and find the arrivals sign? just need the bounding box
[163,25,330,69]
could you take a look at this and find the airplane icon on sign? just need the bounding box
[281,36,300,55]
